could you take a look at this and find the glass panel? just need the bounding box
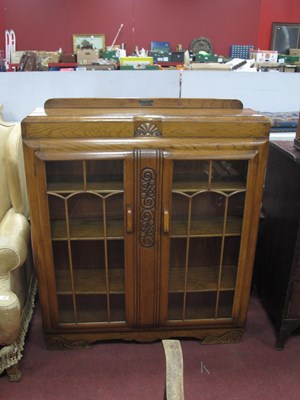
[86,160,123,191]
[218,291,235,318]
[57,295,75,323]
[169,238,186,298]
[168,293,185,320]
[227,192,246,218]
[110,294,126,321]
[168,158,247,323]
[173,160,209,190]
[76,295,107,323]
[189,237,222,268]
[169,237,221,291]
[105,193,124,237]
[48,194,67,239]
[185,292,217,320]
[46,159,126,326]
[46,161,84,192]
[211,160,248,190]
[170,193,189,236]
[172,160,248,192]
[190,192,225,236]
[226,192,245,235]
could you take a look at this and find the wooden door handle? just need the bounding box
[126,206,133,233]
[163,209,170,233]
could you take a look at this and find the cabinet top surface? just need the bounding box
[21,98,271,140]
[271,141,300,164]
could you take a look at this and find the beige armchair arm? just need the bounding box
[0,114,36,380]
[0,208,29,344]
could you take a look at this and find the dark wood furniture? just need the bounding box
[257,141,300,349]
[21,98,270,348]
[294,112,300,151]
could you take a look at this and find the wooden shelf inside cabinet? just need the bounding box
[169,266,237,292]
[56,268,125,295]
[170,216,243,237]
[57,308,126,325]
[168,295,235,321]
[51,219,124,240]
[47,181,123,193]
[172,181,246,192]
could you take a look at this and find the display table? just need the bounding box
[1,70,299,122]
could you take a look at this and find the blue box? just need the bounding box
[150,41,170,53]
[230,45,254,59]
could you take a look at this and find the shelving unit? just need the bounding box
[46,61,183,71]
[22,97,270,347]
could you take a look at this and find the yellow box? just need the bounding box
[119,57,153,66]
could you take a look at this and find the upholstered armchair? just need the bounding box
[0,113,36,381]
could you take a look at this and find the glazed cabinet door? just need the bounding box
[35,153,135,329]
[160,152,260,326]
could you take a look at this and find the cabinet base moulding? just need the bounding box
[45,328,244,349]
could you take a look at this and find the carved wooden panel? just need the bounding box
[134,122,162,137]
[140,167,156,247]
[134,149,163,327]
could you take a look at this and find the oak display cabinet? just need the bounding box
[21,98,270,348]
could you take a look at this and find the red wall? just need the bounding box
[0,0,299,57]
[257,0,300,49]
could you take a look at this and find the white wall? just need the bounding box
[0,70,181,121]
[0,70,299,122]
[181,71,300,112]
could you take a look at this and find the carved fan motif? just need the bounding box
[135,122,161,137]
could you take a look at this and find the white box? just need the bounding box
[254,50,278,63]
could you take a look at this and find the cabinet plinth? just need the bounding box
[22,98,270,346]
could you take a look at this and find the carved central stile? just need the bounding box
[140,168,156,247]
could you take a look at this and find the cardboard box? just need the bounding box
[77,49,99,64]
[290,48,300,57]
[253,50,278,63]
